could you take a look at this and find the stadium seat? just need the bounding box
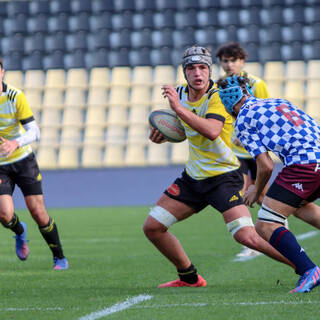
[109,87,130,107]
[130,86,151,107]
[40,127,60,147]
[64,50,87,69]
[264,61,285,81]
[24,89,43,117]
[2,53,23,71]
[197,9,219,28]
[154,10,176,30]
[284,80,305,107]
[131,30,153,49]
[110,30,132,50]
[71,0,92,14]
[48,13,70,34]
[29,0,50,16]
[265,81,284,98]
[132,66,153,86]
[89,68,110,89]
[67,31,88,53]
[28,15,49,34]
[24,70,45,90]
[171,140,188,164]
[125,143,147,166]
[7,1,29,17]
[107,106,128,125]
[44,51,65,70]
[4,70,24,89]
[127,123,148,143]
[66,68,88,89]
[89,30,111,51]
[90,12,113,32]
[41,108,62,127]
[91,0,114,14]
[306,80,320,101]
[130,48,152,67]
[23,52,45,71]
[175,65,185,85]
[177,0,201,10]
[86,105,107,126]
[69,13,90,33]
[240,7,261,26]
[46,33,67,53]
[305,100,319,120]
[311,41,320,60]
[284,42,305,61]
[175,10,199,29]
[45,69,66,90]
[50,0,71,15]
[43,89,65,109]
[173,28,197,50]
[37,146,58,169]
[62,108,84,127]
[307,60,320,79]
[25,34,46,54]
[285,61,306,80]
[3,34,24,55]
[151,85,170,108]
[103,144,125,167]
[64,88,86,109]
[82,144,103,168]
[244,43,260,62]
[244,62,263,78]
[87,88,108,108]
[147,143,169,165]
[156,0,177,10]
[88,49,110,68]
[218,9,241,27]
[153,66,175,85]
[112,12,134,31]
[133,11,155,30]
[263,6,284,25]
[110,67,131,87]
[128,106,150,124]
[109,49,130,67]
[195,28,217,50]
[58,145,80,169]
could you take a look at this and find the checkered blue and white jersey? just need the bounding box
[235,96,320,167]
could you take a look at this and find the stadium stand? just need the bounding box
[0,0,318,169]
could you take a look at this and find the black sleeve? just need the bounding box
[205,113,225,123]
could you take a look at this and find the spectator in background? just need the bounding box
[0,57,68,270]
[216,42,288,258]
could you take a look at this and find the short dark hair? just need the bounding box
[0,57,2,69]
[215,42,248,60]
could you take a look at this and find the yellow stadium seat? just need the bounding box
[106,125,126,144]
[87,88,108,107]
[110,67,131,87]
[25,89,43,111]
[107,106,128,125]
[82,144,103,168]
[132,66,153,86]
[103,145,125,167]
[58,146,79,168]
[264,61,285,81]
[127,124,148,143]
[266,81,284,98]
[40,127,60,146]
[60,126,82,146]
[305,100,320,120]
[83,126,105,144]
[89,67,110,88]
[128,106,150,125]
[45,69,66,90]
[130,86,151,107]
[43,89,64,109]
[37,146,58,169]
[245,62,263,78]
[4,70,23,89]
[171,140,189,164]
[284,80,305,108]
[64,88,86,108]
[307,60,320,80]
[62,108,84,126]
[306,80,320,100]
[286,61,306,80]
[147,142,169,165]
[66,68,88,89]
[40,108,62,127]
[125,143,147,166]
[86,106,107,126]
[151,85,170,109]
[154,65,175,85]
[109,86,129,107]
[24,70,45,90]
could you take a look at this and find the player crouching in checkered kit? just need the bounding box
[217,74,320,293]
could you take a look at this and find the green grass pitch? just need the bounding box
[0,205,319,320]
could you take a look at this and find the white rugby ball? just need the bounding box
[149,109,186,143]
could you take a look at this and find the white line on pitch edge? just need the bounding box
[78,294,153,320]
[233,230,319,262]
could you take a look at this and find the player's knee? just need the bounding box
[143,206,177,238]
[226,216,254,238]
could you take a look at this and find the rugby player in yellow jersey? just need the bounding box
[0,57,68,270]
[215,42,288,258]
[143,46,294,288]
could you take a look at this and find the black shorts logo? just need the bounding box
[167,184,180,196]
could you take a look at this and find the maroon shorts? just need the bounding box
[267,163,320,207]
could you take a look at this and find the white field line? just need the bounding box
[233,230,319,262]
[132,300,320,309]
[0,307,65,311]
[78,294,153,320]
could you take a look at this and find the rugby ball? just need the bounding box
[149,109,186,143]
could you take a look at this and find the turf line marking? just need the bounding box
[233,230,319,262]
[0,307,64,311]
[78,294,153,320]
[132,300,320,309]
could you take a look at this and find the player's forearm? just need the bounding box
[255,155,273,197]
[16,121,40,147]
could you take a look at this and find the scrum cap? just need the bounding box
[182,45,212,77]
[218,75,252,114]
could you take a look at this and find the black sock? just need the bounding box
[39,217,64,259]
[2,213,24,235]
[178,264,198,284]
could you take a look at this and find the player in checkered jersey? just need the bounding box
[217,75,320,293]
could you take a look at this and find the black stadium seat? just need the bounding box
[29,0,50,16]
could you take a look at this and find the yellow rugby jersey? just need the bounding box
[0,83,33,165]
[176,80,240,180]
[231,71,270,159]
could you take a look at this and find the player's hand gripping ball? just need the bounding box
[149,109,186,143]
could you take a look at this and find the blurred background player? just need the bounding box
[216,42,288,258]
[0,57,68,270]
[143,46,294,288]
[217,75,320,293]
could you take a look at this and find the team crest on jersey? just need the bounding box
[292,182,304,192]
[167,184,180,196]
